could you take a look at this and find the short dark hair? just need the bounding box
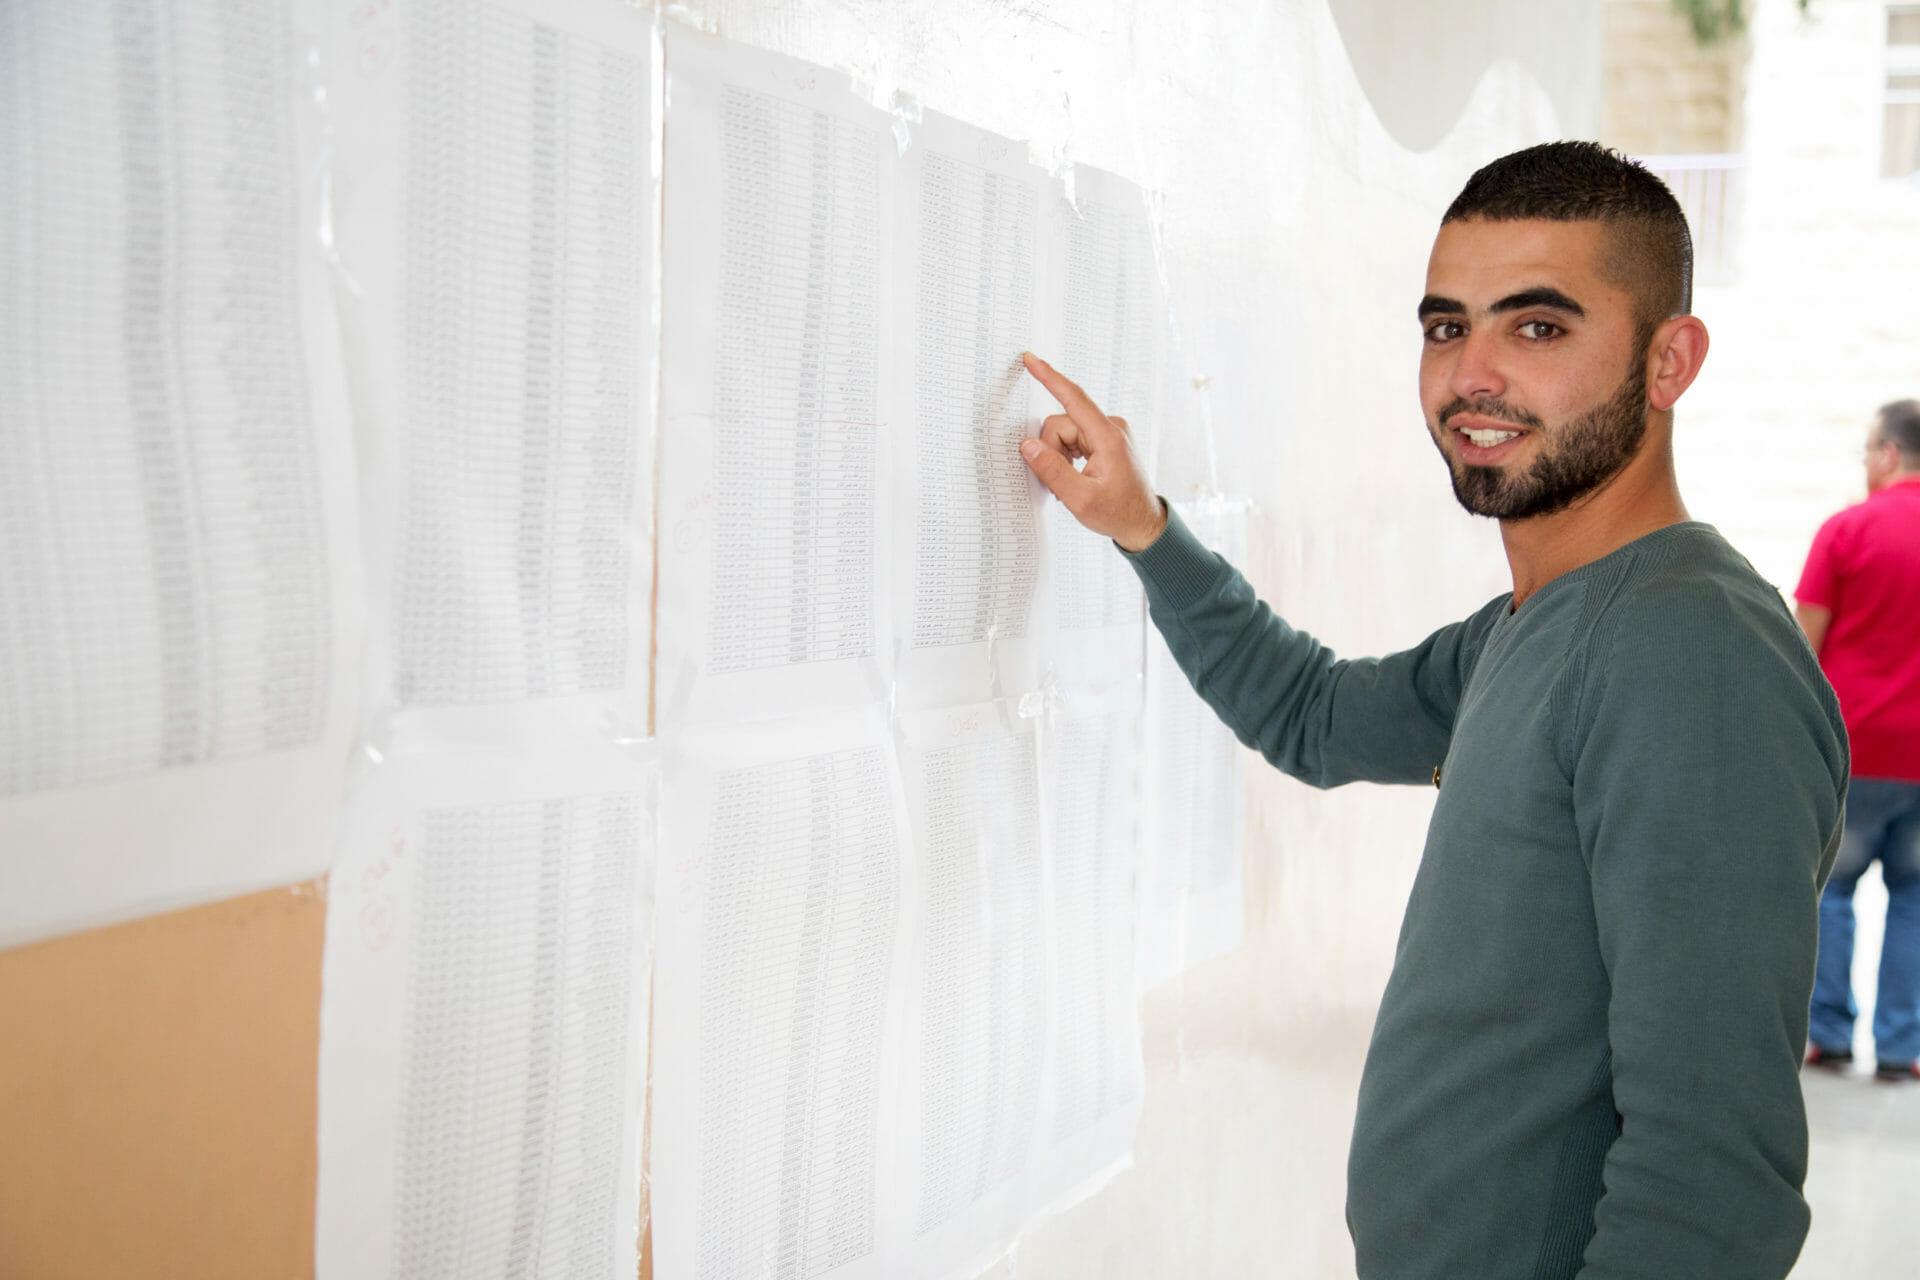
[1876,399,1920,465]
[1443,141,1694,340]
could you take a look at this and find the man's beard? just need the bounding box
[1435,362,1650,521]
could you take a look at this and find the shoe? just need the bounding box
[1804,1044,1854,1070]
[1874,1060,1920,1081]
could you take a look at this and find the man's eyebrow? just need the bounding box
[1489,286,1586,318]
[1417,295,1465,320]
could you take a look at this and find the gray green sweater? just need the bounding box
[1125,510,1847,1279]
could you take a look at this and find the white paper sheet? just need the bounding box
[1137,498,1249,992]
[1029,681,1146,1205]
[655,34,897,728]
[1033,164,1170,692]
[315,748,654,1280]
[652,710,911,1280]
[1058,165,1176,478]
[0,0,362,946]
[893,700,1051,1278]
[327,0,658,753]
[890,113,1060,713]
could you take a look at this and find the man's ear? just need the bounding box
[1645,314,1709,412]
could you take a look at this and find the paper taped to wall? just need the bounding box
[651,35,1177,1279]
[893,692,1144,1276]
[329,0,658,754]
[890,109,1056,713]
[657,34,896,728]
[0,0,362,946]
[1036,163,1168,691]
[651,690,1150,1280]
[652,709,909,1280]
[1059,165,1175,464]
[1031,682,1147,1201]
[314,749,654,1280]
[896,701,1051,1271]
[1137,497,1250,992]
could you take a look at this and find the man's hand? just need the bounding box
[1794,602,1832,656]
[1018,352,1167,553]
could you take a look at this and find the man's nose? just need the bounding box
[1449,331,1506,403]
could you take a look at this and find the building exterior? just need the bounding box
[1603,0,1920,597]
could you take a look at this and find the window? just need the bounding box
[1886,4,1920,179]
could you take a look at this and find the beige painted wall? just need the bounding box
[1603,0,1749,155]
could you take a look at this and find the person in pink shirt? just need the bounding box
[1797,399,1920,1079]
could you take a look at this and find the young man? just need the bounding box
[1019,142,1848,1279]
[1796,400,1920,1081]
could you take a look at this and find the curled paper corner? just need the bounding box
[1032,88,1077,197]
[1034,135,1077,193]
[981,618,1006,700]
[846,44,920,146]
[1190,370,1222,496]
[877,83,924,157]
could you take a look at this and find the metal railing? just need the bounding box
[1637,153,1745,287]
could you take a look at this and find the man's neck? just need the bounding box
[1499,439,1691,610]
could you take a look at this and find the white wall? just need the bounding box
[658,2,1596,1275]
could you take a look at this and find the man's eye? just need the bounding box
[1518,320,1563,340]
[1424,321,1465,342]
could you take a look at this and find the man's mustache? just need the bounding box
[1438,398,1546,431]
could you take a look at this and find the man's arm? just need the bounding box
[1572,591,1843,1278]
[1017,352,1483,788]
[1793,510,1845,659]
[1124,508,1490,787]
[1794,602,1831,656]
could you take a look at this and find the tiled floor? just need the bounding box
[1791,867,1920,1277]
[1794,1063,1920,1276]
[979,871,1920,1279]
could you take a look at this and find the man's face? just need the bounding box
[1418,218,1652,521]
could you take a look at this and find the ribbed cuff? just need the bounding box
[1119,501,1231,612]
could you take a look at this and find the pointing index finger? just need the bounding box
[1022,352,1122,451]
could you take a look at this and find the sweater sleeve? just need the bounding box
[1571,584,1845,1279]
[1124,505,1497,789]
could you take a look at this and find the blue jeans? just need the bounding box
[1809,777,1920,1065]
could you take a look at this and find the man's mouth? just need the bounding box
[1446,417,1531,462]
[1458,426,1523,447]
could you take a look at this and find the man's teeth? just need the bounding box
[1462,427,1520,447]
